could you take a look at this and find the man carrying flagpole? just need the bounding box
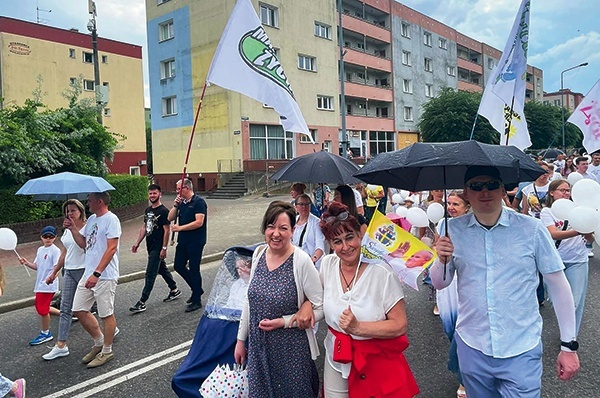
[205,0,313,142]
[568,79,600,154]
[477,0,532,150]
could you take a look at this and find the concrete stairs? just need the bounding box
[207,173,247,199]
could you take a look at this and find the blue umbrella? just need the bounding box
[16,172,115,201]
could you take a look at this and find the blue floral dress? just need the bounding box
[247,252,319,397]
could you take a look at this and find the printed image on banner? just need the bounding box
[361,211,437,290]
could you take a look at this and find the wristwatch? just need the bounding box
[561,340,579,351]
[162,246,168,250]
[92,271,102,278]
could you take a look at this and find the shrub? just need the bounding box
[105,174,148,208]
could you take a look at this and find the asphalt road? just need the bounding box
[1,249,600,397]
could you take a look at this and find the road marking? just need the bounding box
[42,340,192,398]
[71,349,190,398]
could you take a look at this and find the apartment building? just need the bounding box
[0,17,147,175]
[146,0,544,189]
[543,89,584,112]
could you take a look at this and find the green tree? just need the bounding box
[418,88,498,143]
[0,97,121,185]
[523,101,582,150]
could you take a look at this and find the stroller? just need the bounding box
[172,245,257,398]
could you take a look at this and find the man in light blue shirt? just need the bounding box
[431,166,579,397]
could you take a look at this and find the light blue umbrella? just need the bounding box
[16,172,115,201]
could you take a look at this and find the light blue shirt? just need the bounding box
[439,209,564,358]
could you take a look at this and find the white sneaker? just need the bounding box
[114,327,120,338]
[589,251,594,258]
[43,345,69,361]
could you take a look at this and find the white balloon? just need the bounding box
[427,202,445,224]
[571,178,600,209]
[406,207,429,228]
[400,190,410,199]
[551,199,576,220]
[395,206,408,218]
[568,207,600,234]
[366,184,378,191]
[567,172,583,185]
[0,228,18,250]
[392,193,403,204]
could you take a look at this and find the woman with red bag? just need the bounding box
[318,201,419,397]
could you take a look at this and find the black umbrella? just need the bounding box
[271,150,360,185]
[355,140,546,191]
[538,148,565,160]
[354,140,546,280]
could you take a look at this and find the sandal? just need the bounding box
[457,385,467,398]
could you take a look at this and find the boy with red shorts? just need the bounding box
[20,225,62,346]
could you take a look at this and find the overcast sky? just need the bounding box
[2,0,598,107]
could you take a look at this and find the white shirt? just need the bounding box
[320,254,404,374]
[521,183,550,217]
[292,213,326,269]
[585,164,600,181]
[61,227,85,270]
[83,212,121,281]
[352,188,363,208]
[33,245,61,293]
[540,208,588,263]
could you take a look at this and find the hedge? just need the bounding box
[0,174,148,224]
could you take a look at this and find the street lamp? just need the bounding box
[561,62,588,151]
[87,0,102,124]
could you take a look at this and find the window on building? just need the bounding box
[314,22,331,39]
[402,50,411,66]
[424,58,433,72]
[356,41,365,50]
[317,95,334,110]
[249,124,293,160]
[554,99,561,106]
[83,79,95,91]
[404,106,413,121]
[298,55,316,71]
[447,65,456,76]
[369,131,395,156]
[69,77,77,85]
[158,20,174,41]
[272,47,281,58]
[69,48,76,58]
[260,3,278,28]
[376,107,389,118]
[157,0,171,4]
[129,166,141,175]
[423,32,432,46]
[103,82,109,87]
[103,108,111,116]
[401,22,410,38]
[402,79,413,94]
[101,55,108,63]
[83,52,93,63]
[300,129,317,143]
[160,59,176,79]
[162,96,177,116]
[425,83,434,98]
[439,38,448,50]
[488,58,495,69]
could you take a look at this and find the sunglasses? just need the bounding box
[325,211,349,223]
[467,180,502,192]
[295,202,311,207]
[42,235,56,239]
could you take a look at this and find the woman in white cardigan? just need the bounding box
[293,194,327,269]
[234,201,323,397]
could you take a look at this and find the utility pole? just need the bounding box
[338,0,349,158]
[87,0,103,124]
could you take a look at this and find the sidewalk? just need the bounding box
[0,192,284,312]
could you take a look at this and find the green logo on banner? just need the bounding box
[239,27,294,98]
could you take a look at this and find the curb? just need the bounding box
[0,251,225,315]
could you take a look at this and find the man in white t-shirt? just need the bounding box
[68,191,121,368]
[586,153,600,182]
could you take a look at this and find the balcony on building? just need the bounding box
[343,63,393,102]
[457,44,483,74]
[341,0,391,33]
[342,29,392,72]
[344,96,394,131]
[457,67,483,92]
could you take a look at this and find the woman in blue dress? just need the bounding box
[235,201,323,397]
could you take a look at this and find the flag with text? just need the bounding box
[568,79,600,154]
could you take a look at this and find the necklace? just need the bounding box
[339,263,359,292]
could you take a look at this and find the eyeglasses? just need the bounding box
[555,188,571,193]
[42,235,56,239]
[295,202,310,207]
[467,180,502,192]
[325,211,349,223]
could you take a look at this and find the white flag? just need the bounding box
[206,0,312,141]
[477,0,531,150]
[568,79,600,154]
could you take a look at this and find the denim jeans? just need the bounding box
[563,261,589,335]
[0,373,13,397]
[141,249,178,302]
